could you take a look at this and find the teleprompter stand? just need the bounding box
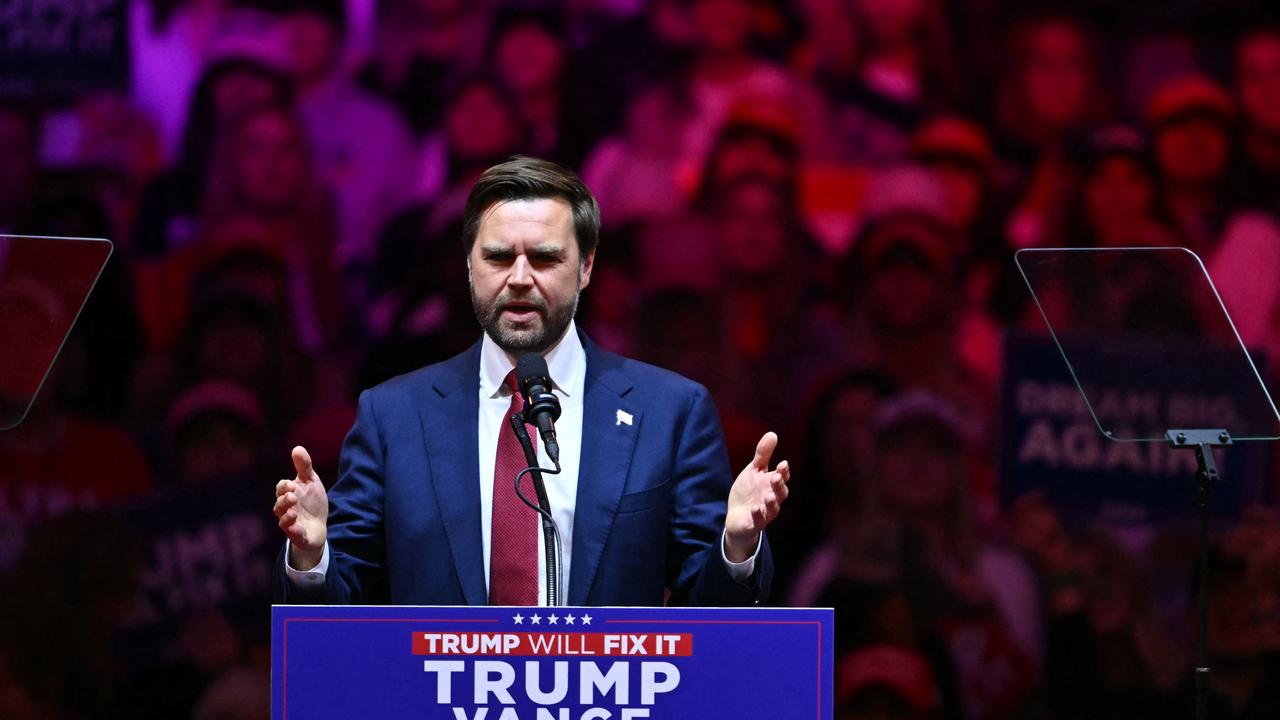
[1166,428,1230,720]
[1017,247,1280,720]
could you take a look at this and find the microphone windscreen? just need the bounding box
[516,353,551,391]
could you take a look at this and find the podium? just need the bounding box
[272,605,834,719]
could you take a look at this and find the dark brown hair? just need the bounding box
[461,156,601,258]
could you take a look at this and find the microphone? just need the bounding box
[516,353,561,467]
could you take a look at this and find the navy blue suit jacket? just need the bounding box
[274,333,771,606]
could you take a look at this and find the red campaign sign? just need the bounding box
[412,632,694,657]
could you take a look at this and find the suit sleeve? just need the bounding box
[273,389,390,603]
[666,383,773,606]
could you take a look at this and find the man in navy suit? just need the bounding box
[272,156,791,606]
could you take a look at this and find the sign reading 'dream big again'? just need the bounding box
[1000,332,1269,522]
[272,605,833,720]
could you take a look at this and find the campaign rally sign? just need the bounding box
[1000,332,1270,523]
[272,604,834,720]
[119,476,277,669]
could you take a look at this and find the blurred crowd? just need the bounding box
[4,0,1280,718]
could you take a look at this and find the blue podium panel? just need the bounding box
[272,605,834,720]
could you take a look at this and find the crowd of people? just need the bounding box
[4,0,1280,718]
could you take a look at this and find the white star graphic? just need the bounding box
[548,614,559,625]
[531,614,542,625]
[580,614,593,626]
[513,614,524,625]
[565,614,576,625]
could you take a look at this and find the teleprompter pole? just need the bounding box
[1167,428,1231,720]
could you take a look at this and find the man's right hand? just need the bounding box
[274,446,329,571]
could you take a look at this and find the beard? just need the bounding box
[470,282,581,356]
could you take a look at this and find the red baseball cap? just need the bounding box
[836,645,941,713]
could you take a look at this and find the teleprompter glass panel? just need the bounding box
[0,234,112,430]
[1014,247,1280,442]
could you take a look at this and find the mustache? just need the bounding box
[492,294,548,316]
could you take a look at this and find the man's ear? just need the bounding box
[579,250,596,290]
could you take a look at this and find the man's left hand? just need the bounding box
[725,431,791,562]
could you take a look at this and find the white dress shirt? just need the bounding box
[475,320,585,605]
[286,321,759,601]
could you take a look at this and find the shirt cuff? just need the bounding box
[284,540,329,587]
[721,531,762,585]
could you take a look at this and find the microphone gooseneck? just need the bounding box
[510,352,565,606]
[509,411,564,607]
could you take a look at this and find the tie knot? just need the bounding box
[503,369,521,398]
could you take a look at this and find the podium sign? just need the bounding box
[272,605,833,719]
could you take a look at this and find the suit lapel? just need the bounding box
[569,339,641,605]
[419,340,487,606]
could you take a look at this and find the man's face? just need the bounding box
[495,23,565,95]
[281,11,340,84]
[212,70,280,123]
[1084,156,1154,236]
[1022,21,1092,130]
[445,83,523,162]
[178,417,260,488]
[876,427,958,515]
[865,221,950,333]
[469,198,593,355]
[1154,116,1230,186]
[718,180,788,278]
[1237,33,1280,135]
[234,110,307,212]
[691,0,753,54]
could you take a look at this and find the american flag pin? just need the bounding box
[616,409,633,426]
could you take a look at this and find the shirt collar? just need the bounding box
[480,320,585,400]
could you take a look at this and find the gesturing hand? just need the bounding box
[274,445,329,571]
[724,432,791,563]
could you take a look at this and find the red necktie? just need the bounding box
[489,370,540,605]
